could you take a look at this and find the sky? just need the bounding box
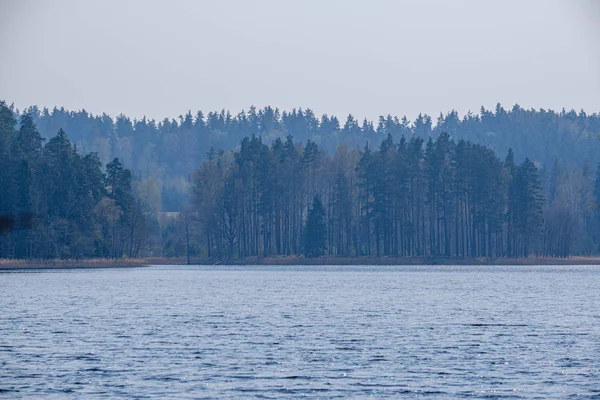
[1,0,599,123]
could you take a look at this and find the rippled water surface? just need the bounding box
[1,265,599,399]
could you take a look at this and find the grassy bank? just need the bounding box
[2,256,600,270]
[0,258,168,270]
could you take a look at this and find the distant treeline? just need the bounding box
[182,134,600,260]
[2,99,600,261]
[10,102,600,212]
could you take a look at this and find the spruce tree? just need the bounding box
[304,195,326,257]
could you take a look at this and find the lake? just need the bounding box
[1,265,599,399]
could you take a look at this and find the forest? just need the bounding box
[1,100,600,261]
[184,134,599,260]
[18,102,600,212]
[0,102,157,259]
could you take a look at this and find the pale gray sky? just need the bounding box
[1,0,599,122]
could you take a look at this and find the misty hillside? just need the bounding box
[9,102,600,211]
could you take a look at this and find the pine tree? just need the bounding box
[331,169,352,256]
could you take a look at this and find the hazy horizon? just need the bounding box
[1,0,599,122]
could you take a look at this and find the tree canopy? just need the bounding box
[11,102,600,212]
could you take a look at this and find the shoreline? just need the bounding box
[2,256,600,270]
[193,255,600,266]
[0,257,181,270]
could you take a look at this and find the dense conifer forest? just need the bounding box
[17,102,600,212]
[0,102,156,259]
[1,100,600,260]
[186,134,598,260]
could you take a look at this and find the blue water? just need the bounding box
[1,265,599,399]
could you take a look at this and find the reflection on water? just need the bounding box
[1,265,599,398]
